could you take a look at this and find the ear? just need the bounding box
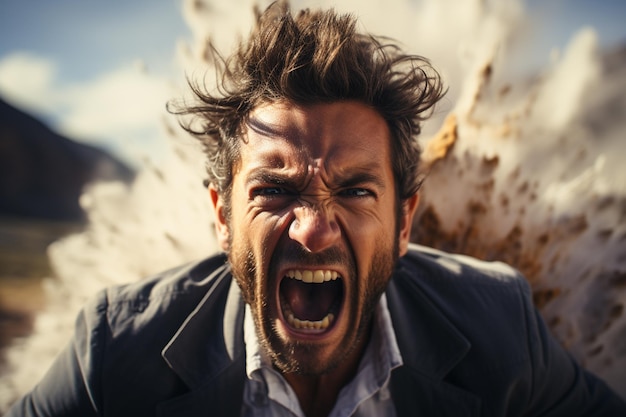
[209,184,230,252]
[398,193,420,257]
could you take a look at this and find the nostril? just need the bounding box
[289,208,340,253]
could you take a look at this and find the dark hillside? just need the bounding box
[0,98,134,221]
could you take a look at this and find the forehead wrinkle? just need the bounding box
[319,160,388,192]
[246,110,311,144]
[244,104,393,192]
[248,138,389,188]
[246,114,312,159]
[244,168,294,189]
[242,148,308,189]
[246,114,286,138]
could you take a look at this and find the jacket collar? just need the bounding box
[158,266,246,417]
[386,258,481,415]
[161,265,244,389]
[386,265,471,379]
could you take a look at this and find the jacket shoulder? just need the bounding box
[394,244,531,334]
[390,244,626,415]
[391,244,534,376]
[106,253,229,305]
[83,253,232,415]
[399,243,524,287]
[101,253,230,333]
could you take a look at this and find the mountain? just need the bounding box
[0,98,134,221]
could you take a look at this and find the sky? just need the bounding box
[0,0,625,166]
[0,0,192,165]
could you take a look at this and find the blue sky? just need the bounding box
[526,0,625,53]
[0,0,190,83]
[0,0,624,165]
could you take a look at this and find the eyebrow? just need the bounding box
[245,167,387,192]
[244,169,297,189]
[335,170,387,191]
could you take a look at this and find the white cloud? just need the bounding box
[60,62,174,141]
[0,53,177,164]
[0,52,59,114]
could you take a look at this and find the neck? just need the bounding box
[282,328,370,417]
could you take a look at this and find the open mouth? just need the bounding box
[279,269,344,333]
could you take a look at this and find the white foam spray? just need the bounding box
[1,0,624,409]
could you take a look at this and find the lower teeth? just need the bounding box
[287,312,335,330]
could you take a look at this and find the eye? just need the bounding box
[254,187,286,196]
[251,186,295,200]
[338,188,374,198]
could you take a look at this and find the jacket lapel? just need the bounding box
[390,366,481,417]
[155,358,245,417]
[158,269,246,417]
[387,264,482,416]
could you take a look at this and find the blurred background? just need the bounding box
[0,1,187,387]
[0,0,625,410]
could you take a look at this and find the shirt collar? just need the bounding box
[243,305,264,379]
[370,291,404,376]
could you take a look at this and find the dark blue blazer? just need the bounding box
[7,245,626,416]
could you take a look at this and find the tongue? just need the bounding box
[281,279,342,321]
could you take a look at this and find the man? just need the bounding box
[7,3,626,417]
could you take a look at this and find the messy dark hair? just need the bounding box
[171,2,445,210]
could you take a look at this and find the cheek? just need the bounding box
[229,210,292,275]
[250,209,295,251]
[227,240,255,304]
[339,204,398,282]
[340,207,396,249]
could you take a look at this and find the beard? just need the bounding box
[228,233,399,376]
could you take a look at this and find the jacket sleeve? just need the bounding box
[5,290,108,417]
[518,278,626,416]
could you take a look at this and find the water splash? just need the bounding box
[1,0,625,409]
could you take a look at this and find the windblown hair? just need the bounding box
[172,2,445,205]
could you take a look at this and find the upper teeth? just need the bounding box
[286,270,339,283]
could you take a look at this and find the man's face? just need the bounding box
[210,100,417,375]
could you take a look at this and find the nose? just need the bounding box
[289,204,341,253]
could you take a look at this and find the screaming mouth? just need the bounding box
[279,269,344,333]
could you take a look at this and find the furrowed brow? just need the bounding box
[336,171,387,191]
[244,169,295,188]
[246,116,284,137]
